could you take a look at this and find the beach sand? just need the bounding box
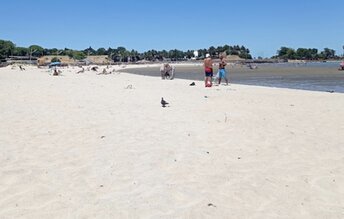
[0,65,344,218]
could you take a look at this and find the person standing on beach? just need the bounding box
[218,56,229,85]
[204,54,213,87]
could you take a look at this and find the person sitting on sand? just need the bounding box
[204,54,213,87]
[97,68,111,75]
[160,63,174,80]
[53,69,59,76]
[247,63,258,69]
[164,64,171,79]
[339,61,344,71]
[76,67,85,74]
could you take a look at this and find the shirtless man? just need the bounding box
[203,54,213,87]
[218,56,229,85]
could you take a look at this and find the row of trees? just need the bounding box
[273,47,339,60]
[68,45,252,61]
[1,39,253,62]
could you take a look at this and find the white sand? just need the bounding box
[0,65,344,218]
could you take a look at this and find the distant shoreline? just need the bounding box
[120,62,344,93]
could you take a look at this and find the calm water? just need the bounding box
[121,62,344,93]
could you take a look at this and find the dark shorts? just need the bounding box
[205,72,213,77]
[205,67,213,77]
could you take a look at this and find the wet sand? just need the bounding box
[121,62,344,93]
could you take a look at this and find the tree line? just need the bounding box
[2,39,340,62]
[0,39,252,62]
[273,47,339,60]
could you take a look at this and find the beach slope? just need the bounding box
[0,66,343,218]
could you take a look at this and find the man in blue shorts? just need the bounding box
[218,56,229,85]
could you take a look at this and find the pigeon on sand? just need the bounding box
[161,97,169,107]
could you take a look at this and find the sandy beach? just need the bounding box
[1,65,344,218]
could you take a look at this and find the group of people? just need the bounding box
[159,55,229,87]
[204,54,229,87]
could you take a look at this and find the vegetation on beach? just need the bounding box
[0,39,251,62]
[1,39,342,63]
[0,40,15,60]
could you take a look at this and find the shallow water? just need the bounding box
[121,62,344,93]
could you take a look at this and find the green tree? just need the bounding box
[229,45,241,56]
[158,50,168,60]
[238,46,252,59]
[277,47,296,59]
[277,47,289,57]
[223,44,230,55]
[286,49,296,59]
[13,47,28,56]
[143,49,160,61]
[129,49,140,62]
[185,50,194,59]
[116,46,128,62]
[0,40,15,59]
[320,48,335,59]
[216,46,224,56]
[51,57,61,62]
[310,48,318,60]
[168,49,184,61]
[64,50,86,60]
[96,47,107,55]
[72,51,86,60]
[208,46,216,57]
[296,48,310,59]
[64,49,74,58]
[29,45,44,57]
[84,47,96,56]
[197,48,208,58]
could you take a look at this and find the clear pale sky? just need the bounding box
[1,0,343,57]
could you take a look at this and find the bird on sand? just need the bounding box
[161,97,169,107]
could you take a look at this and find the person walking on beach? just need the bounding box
[204,54,213,87]
[217,56,229,85]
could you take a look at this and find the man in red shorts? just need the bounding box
[204,54,213,87]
